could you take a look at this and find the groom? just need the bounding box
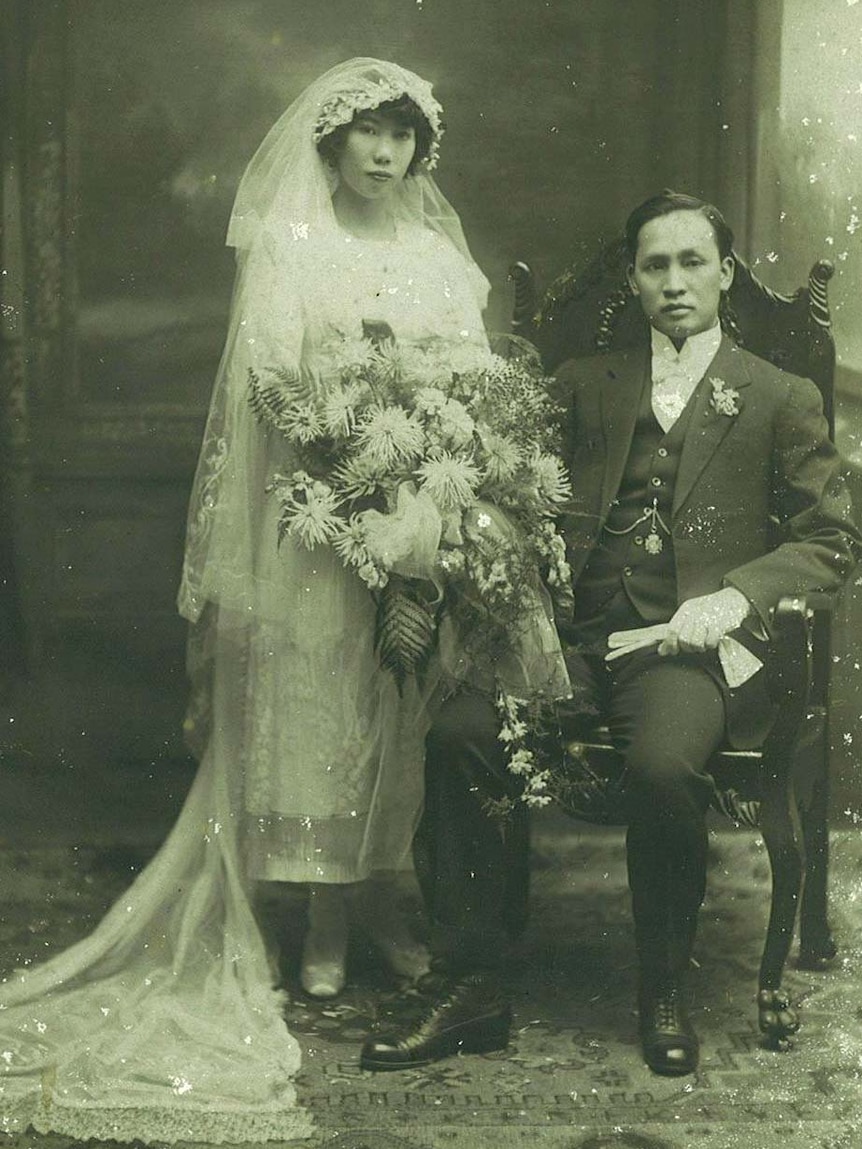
[360,191,860,1076]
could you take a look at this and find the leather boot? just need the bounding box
[638,979,699,1076]
[359,971,511,1071]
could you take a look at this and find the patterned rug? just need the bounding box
[1,819,860,1149]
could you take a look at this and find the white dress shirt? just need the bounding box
[650,322,722,432]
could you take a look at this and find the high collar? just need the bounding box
[650,322,722,385]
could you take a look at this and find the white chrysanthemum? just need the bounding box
[355,342,400,398]
[438,399,475,449]
[447,342,496,378]
[332,515,371,568]
[416,451,480,512]
[371,339,413,384]
[413,387,449,416]
[354,406,426,469]
[397,344,458,389]
[529,450,571,505]
[332,455,390,500]
[327,336,378,377]
[282,490,342,549]
[282,401,324,445]
[478,428,523,484]
[322,382,367,438]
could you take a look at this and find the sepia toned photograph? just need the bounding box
[1,3,861,1148]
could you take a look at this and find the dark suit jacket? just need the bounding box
[554,335,860,630]
[553,335,861,746]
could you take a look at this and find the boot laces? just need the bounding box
[654,989,682,1030]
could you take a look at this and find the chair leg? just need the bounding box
[796,716,837,968]
[756,767,803,1048]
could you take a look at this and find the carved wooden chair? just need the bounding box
[509,239,840,1046]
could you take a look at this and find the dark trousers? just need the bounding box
[416,645,731,987]
[414,688,530,975]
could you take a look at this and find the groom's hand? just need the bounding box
[658,587,751,656]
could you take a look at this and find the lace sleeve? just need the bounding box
[242,228,307,381]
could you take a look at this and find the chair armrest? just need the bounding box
[795,592,834,710]
[765,596,814,759]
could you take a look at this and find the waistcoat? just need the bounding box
[573,368,699,624]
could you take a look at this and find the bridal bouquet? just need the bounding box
[248,328,572,713]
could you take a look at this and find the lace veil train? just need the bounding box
[0,58,483,1145]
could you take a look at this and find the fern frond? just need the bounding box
[247,367,313,432]
[374,575,438,694]
[272,365,312,400]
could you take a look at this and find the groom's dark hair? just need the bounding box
[624,190,735,263]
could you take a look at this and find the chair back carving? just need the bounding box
[510,241,836,432]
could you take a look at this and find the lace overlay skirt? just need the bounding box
[238,515,435,884]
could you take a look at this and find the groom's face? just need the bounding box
[627,210,734,340]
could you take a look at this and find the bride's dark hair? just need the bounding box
[316,95,436,176]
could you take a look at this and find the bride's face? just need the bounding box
[336,110,417,201]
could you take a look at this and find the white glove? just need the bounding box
[657,587,752,656]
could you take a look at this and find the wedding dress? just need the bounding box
[0,59,490,1146]
[227,221,491,885]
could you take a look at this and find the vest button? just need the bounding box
[633,536,644,546]
[623,566,633,576]
[651,476,662,487]
[657,447,668,458]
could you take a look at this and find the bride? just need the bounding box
[0,58,530,1145]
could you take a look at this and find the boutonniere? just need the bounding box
[709,376,740,417]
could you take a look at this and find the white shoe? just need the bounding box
[301,885,348,998]
[300,948,346,998]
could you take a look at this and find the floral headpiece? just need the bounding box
[312,74,444,170]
